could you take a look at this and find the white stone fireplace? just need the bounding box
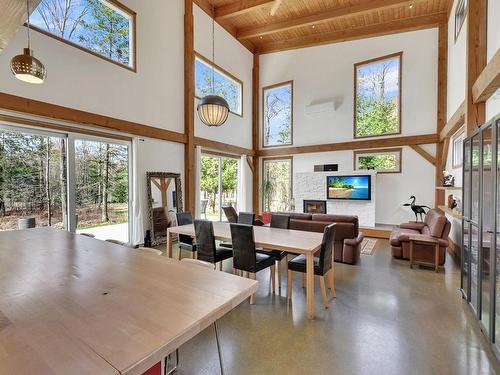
[293,171,377,227]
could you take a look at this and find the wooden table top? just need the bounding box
[168,222,323,255]
[0,228,258,375]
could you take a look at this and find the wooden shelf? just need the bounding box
[436,186,462,191]
[438,205,462,218]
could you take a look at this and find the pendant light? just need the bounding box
[10,0,46,84]
[197,0,229,127]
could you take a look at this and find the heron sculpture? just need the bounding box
[403,196,431,222]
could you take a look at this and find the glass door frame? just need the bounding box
[461,136,472,300]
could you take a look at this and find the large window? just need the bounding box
[452,129,465,168]
[195,54,243,116]
[262,158,292,212]
[199,153,239,221]
[354,148,402,173]
[263,81,293,147]
[31,0,136,69]
[354,53,402,138]
[0,123,131,243]
[454,0,468,40]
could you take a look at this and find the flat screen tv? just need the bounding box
[326,175,371,200]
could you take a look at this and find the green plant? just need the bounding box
[261,179,275,212]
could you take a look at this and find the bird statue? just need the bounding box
[403,196,431,222]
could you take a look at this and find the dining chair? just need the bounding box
[238,212,255,225]
[230,223,275,304]
[287,223,336,308]
[222,205,238,223]
[257,213,290,294]
[194,220,233,270]
[176,212,197,260]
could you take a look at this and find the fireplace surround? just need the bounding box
[303,200,327,214]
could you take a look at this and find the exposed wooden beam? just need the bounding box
[0,92,187,143]
[410,145,436,166]
[255,13,446,54]
[439,101,465,140]
[465,0,487,135]
[472,48,500,103]
[258,134,439,157]
[184,0,196,214]
[238,0,417,40]
[252,54,260,214]
[215,0,274,20]
[0,0,41,51]
[193,137,254,156]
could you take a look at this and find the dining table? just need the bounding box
[0,228,258,375]
[167,222,327,320]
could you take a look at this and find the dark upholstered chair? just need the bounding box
[257,214,290,294]
[176,212,197,260]
[194,220,232,270]
[287,223,336,308]
[238,212,255,225]
[222,205,238,223]
[230,223,275,303]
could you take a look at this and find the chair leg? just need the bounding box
[320,276,328,309]
[328,268,336,298]
[270,265,276,294]
[249,272,256,305]
[213,320,225,375]
[302,273,306,288]
[191,251,195,259]
[287,270,293,301]
[218,261,223,271]
[277,260,282,294]
[178,248,182,261]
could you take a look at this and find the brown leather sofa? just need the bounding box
[277,213,364,265]
[390,208,451,265]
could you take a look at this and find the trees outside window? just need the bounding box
[262,158,292,212]
[31,0,135,68]
[263,81,293,147]
[354,148,402,173]
[354,53,401,138]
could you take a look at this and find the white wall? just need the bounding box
[193,5,253,150]
[260,29,439,225]
[260,29,438,147]
[486,0,500,121]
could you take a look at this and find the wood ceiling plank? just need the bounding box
[237,0,418,40]
[215,0,275,20]
[255,12,446,54]
[472,48,500,103]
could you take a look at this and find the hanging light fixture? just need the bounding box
[10,0,46,84]
[197,0,229,127]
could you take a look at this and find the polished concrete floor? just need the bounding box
[174,240,500,375]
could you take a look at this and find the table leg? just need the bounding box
[409,240,414,269]
[167,231,173,258]
[435,244,439,273]
[306,252,315,320]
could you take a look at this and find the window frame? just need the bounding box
[262,80,294,148]
[194,52,244,117]
[29,0,137,72]
[261,156,293,212]
[454,0,468,42]
[353,147,402,174]
[452,128,465,168]
[353,52,403,139]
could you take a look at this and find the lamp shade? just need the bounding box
[11,48,46,84]
[197,95,229,127]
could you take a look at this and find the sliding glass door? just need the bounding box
[199,153,238,221]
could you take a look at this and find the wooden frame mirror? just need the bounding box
[146,172,183,246]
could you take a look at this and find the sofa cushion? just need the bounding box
[424,208,447,238]
[288,213,312,220]
[290,219,328,233]
[390,226,420,246]
[311,214,359,236]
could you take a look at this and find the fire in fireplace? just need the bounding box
[303,200,327,214]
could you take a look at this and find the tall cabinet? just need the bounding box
[462,114,500,358]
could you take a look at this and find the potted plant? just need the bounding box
[261,179,274,224]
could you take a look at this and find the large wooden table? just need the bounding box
[0,228,257,375]
[167,222,325,320]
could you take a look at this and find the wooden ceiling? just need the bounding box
[194,0,451,54]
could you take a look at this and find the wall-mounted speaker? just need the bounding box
[314,164,338,172]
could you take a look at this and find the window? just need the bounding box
[354,53,402,138]
[263,81,293,147]
[199,153,239,221]
[195,54,243,116]
[262,158,292,212]
[455,0,468,41]
[31,0,136,69]
[452,130,465,168]
[354,148,402,173]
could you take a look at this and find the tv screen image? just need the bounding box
[326,175,371,200]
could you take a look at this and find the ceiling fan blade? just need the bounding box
[270,0,283,16]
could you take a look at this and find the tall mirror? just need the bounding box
[146,172,183,245]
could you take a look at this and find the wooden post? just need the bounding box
[435,22,448,207]
[465,0,487,135]
[252,54,260,214]
[184,0,196,214]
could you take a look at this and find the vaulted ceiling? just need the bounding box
[194,0,452,54]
